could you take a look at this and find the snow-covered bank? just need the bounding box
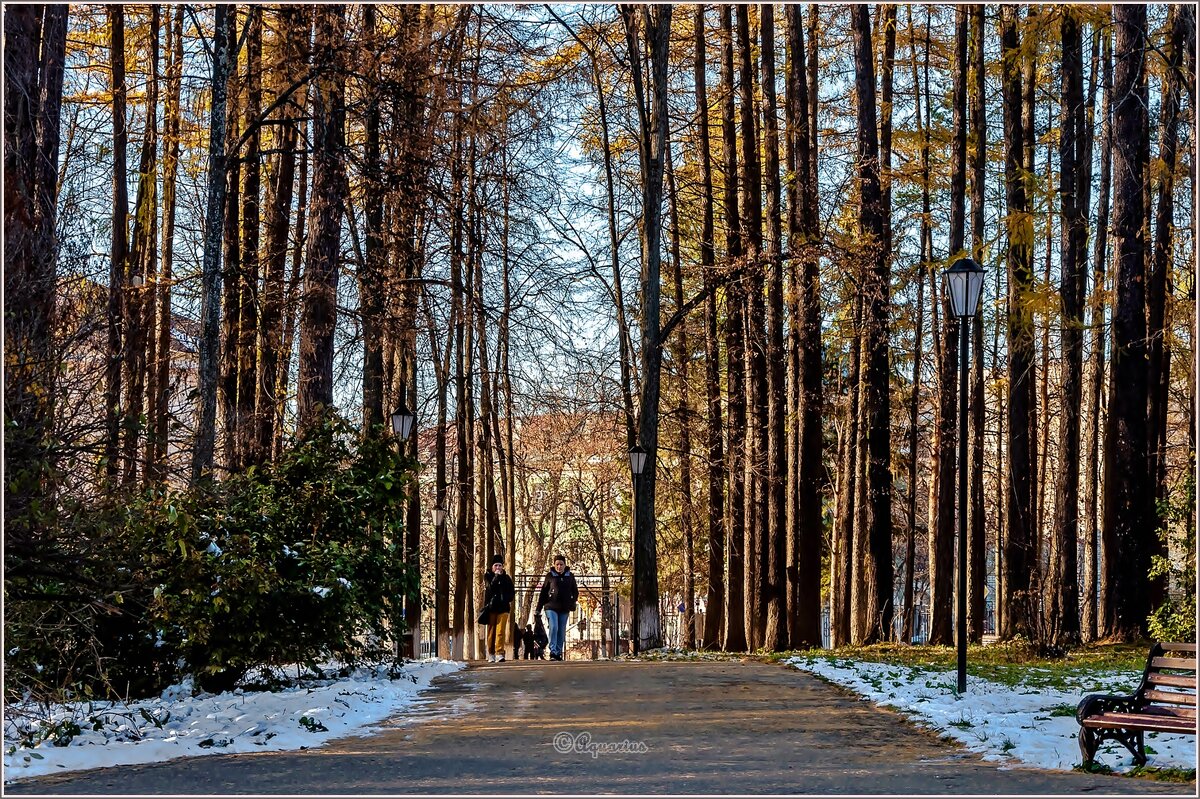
[3,658,463,783]
[788,655,1196,775]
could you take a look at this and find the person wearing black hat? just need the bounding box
[483,554,515,662]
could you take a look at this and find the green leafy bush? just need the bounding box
[4,415,417,701]
[1148,472,1195,643]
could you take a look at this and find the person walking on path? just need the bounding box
[484,555,515,662]
[535,554,577,661]
[521,624,536,659]
[533,615,548,659]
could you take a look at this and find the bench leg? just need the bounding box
[1134,731,1147,767]
[1079,727,1098,767]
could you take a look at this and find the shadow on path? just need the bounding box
[8,659,1192,795]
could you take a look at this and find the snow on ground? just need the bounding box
[788,654,1196,775]
[3,658,463,783]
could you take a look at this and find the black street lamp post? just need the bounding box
[628,445,647,655]
[433,504,447,658]
[943,257,985,694]
[390,400,416,656]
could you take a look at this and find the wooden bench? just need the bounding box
[1077,641,1197,767]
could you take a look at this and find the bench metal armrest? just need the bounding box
[1076,692,1140,725]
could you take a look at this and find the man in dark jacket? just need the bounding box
[535,554,578,661]
[484,555,515,662]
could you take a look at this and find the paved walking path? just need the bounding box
[8,659,1192,795]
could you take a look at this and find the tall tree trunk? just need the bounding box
[1000,5,1037,640]
[297,6,347,434]
[257,6,305,459]
[123,6,159,488]
[759,3,787,652]
[140,8,162,486]
[450,112,471,660]
[718,4,746,653]
[621,3,671,652]
[105,6,129,481]
[221,36,242,472]
[192,5,235,484]
[948,5,969,648]
[832,294,861,648]
[851,4,893,644]
[785,3,823,648]
[150,7,183,480]
[1147,4,1187,610]
[734,3,765,651]
[695,5,726,651]
[1103,5,1152,641]
[359,7,385,434]
[1082,19,1111,644]
[237,6,261,465]
[666,147,697,650]
[903,4,931,644]
[3,3,67,544]
[968,2,987,642]
[1021,9,1041,596]
[276,114,309,457]
[1049,10,1085,648]
[929,6,966,646]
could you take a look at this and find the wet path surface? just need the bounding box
[8,659,1191,795]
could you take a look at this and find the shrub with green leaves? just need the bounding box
[4,415,418,701]
[1148,472,1195,643]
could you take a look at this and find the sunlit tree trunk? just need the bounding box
[1146,4,1188,610]
[968,2,987,643]
[784,3,823,649]
[760,4,787,652]
[1103,4,1152,641]
[150,7,183,481]
[718,4,747,653]
[666,147,697,650]
[124,6,159,488]
[257,6,305,460]
[1000,6,1037,639]
[4,3,67,540]
[1081,20,1110,644]
[695,5,726,651]
[237,7,261,465]
[850,4,893,644]
[734,3,765,651]
[106,5,129,481]
[1048,10,1085,648]
[297,5,347,435]
[620,3,671,651]
[192,5,235,484]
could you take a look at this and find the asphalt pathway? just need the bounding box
[7,659,1193,795]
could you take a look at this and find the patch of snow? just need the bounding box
[787,655,1196,775]
[3,659,463,783]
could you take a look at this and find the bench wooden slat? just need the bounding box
[1160,642,1198,653]
[1082,712,1197,733]
[1151,656,1197,671]
[1148,672,1197,689]
[1145,689,1199,706]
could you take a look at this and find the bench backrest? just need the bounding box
[1137,642,1197,720]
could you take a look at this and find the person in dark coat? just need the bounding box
[483,555,515,662]
[521,624,536,659]
[535,554,578,661]
[533,615,548,659]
